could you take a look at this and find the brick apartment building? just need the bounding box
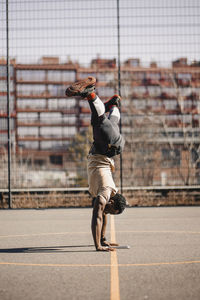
[0,56,200,186]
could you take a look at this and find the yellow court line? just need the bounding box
[0,260,200,268]
[0,262,109,267]
[118,260,200,267]
[110,215,120,300]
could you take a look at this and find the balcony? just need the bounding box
[17,136,72,141]
[16,108,77,114]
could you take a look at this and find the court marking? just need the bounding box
[0,230,200,239]
[110,215,120,300]
[0,232,90,238]
[0,260,200,268]
[119,261,200,267]
[118,230,200,234]
[0,262,109,267]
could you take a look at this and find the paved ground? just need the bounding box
[0,206,200,300]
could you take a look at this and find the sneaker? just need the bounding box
[65,76,96,98]
[104,94,121,112]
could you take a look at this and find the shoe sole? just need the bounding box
[65,76,96,97]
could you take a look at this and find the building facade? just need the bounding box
[1,56,200,187]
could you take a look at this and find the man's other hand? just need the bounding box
[96,246,116,251]
[101,240,119,247]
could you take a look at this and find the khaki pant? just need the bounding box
[87,154,118,201]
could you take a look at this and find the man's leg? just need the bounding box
[65,77,124,150]
[87,92,121,147]
[87,92,106,125]
[108,106,121,132]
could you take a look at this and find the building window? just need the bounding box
[48,71,61,81]
[17,98,46,109]
[17,70,46,81]
[98,86,115,97]
[0,95,14,111]
[18,112,38,122]
[164,100,178,110]
[17,127,38,136]
[34,159,45,166]
[19,141,39,149]
[50,155,63,165]
[162,148,181,167]
[40,112,62,124]
[177,73,192,80]
[17,84,46,96]
[134,99,146,110]
[147,72,160,80]
[61,70,76,82]
[0,65,14,77]
[79,72,96,79]
[97,72,114,82]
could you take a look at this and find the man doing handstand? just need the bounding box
[65,76,126,251]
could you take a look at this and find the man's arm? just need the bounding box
[101,213,107,242]
[91,196,114,251]
[101,213,119,247]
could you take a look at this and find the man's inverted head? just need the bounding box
[104,193,127,215]
[111,193,126,214]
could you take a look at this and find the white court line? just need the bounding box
[0,231,89,238]
[0,230,200,239]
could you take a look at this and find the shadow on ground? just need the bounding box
[0,245,95,253]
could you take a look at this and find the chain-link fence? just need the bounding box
[1,0,200,192]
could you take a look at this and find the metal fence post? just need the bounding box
[6,0,12,208]
[117,0,123,194]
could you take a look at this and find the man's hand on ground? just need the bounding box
[96,246,116,251]
[101,240,119,247]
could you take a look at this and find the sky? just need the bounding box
[0,0,200,67]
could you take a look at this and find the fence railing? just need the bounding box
[1,0,200,207]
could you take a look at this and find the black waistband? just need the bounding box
[89,144,121,157]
